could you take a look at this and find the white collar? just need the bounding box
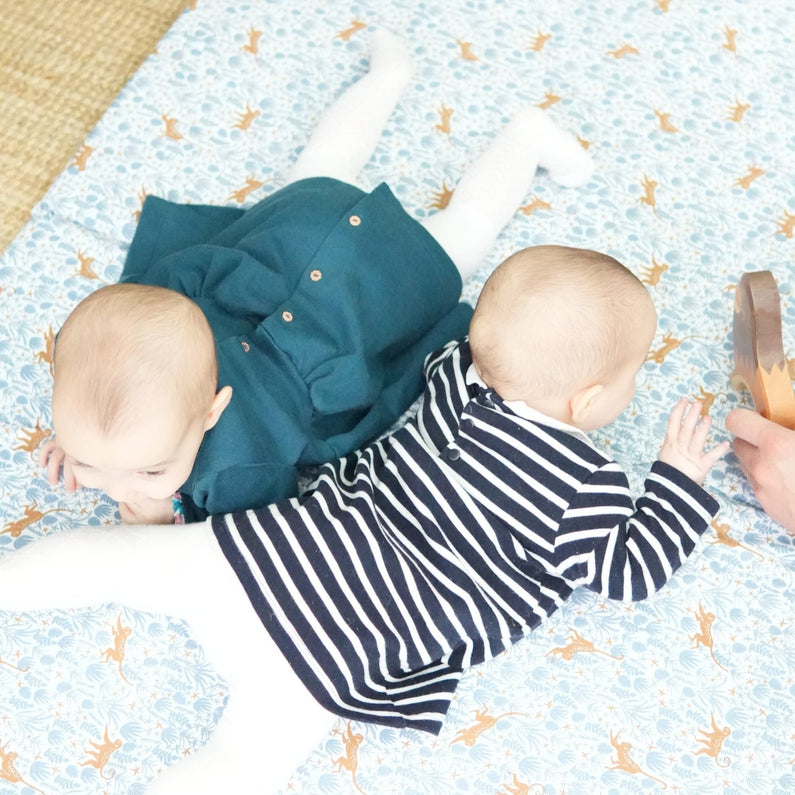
[465,364,593,446]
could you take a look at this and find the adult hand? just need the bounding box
[726,407,795,533]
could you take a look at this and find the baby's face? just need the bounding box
[53,398,207,509]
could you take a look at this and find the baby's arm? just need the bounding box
[38,436,81,492]
[553,399,728,602]
[657,398,730,483]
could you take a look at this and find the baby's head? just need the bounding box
[51,283,231,506]
[469,245,657,430]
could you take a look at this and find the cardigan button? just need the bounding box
[241,340,250,352]
[282,310,293,322]
[444,446,461,461]
[310,269,322,281]
[349,214,361,226]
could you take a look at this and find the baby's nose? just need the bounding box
[105,482,135,503]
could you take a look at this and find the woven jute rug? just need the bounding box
[0,0,188,254]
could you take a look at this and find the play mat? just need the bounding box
[1,0,793,792]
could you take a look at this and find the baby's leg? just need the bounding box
[0,523,335,794]
[286,30,413,184]
[422,108,594,280]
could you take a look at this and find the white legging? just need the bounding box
[287,31,592,282]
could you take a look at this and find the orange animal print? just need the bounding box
[102,615,133,685]
[434,104,454,135]
[71,143,93,171]
[734,165,765,190]
[607,730,669,789]
[708,519,763,559]
[233,103,260,131]
[722,25,738,52]
[456,39,478,61]
[243,27,262,54]
[654,110,678,133]
[776,210,795,239]
[75,250,99,279]
[161,114,183,140]
[450,707,525,747]
[655,0,673,12]
[82,725,121,780]
[228,176,263,204]
[35,326,55,373]
[546,628,624,661]
[727,99,750,123]
[14,419,51,459]
[519,197,551,216]
[606,44,639,59]
[646,332,696,364]
[689,602,727,671]
[694,385,720,416]
[639,255,668,286]
[639,174,657,210]
[2,503,68,538]
[428,183,453,210]
[0,656,28,672]
[694,714,731,767]
[497,773,545,795]
[537,92,560,110]
[336,20,366,42]
[332,722,366,794]
[134,187,149,220]
[0,740,45,794]
[577,135,590,150]
[529,31,551,52]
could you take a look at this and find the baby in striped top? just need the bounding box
[208,243,731,733]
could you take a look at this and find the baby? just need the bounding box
[39,31,593,525]
[0,245,728,793]
[211,244,730,732]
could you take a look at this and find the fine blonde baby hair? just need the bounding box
[469,245,652,403]
[53,283,218,437]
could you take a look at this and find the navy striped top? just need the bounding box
[212,339,719,733]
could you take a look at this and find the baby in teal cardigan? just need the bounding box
[38,31,593,524]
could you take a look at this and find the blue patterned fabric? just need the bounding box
[1,1,794,793]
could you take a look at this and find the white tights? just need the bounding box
[288,30,594,282]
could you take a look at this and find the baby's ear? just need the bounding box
[204,386,233,431]
[569,383,603,427]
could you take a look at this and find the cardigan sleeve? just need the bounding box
[553,460,720,601]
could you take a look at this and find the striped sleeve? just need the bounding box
[554,460,719,601]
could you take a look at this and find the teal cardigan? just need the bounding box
[121,177,472,520]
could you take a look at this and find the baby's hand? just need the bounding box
[658,398,730,484]
[37,436,81,493]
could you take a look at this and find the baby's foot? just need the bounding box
[368,29,413,84]
[514,107,594,187]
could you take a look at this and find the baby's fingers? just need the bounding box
[666,397,689,436]
[37,436,58,468]
[666,398,703,445]
[702,439,731,469]
[689,410,714,451]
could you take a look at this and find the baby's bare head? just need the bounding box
[469,245,656,404]
[53,283,218,438]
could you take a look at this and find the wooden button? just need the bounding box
[349,215,361,226]
[282,310,293,322]
[310,269,322,281]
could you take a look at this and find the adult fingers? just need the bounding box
[725,407,772,445]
